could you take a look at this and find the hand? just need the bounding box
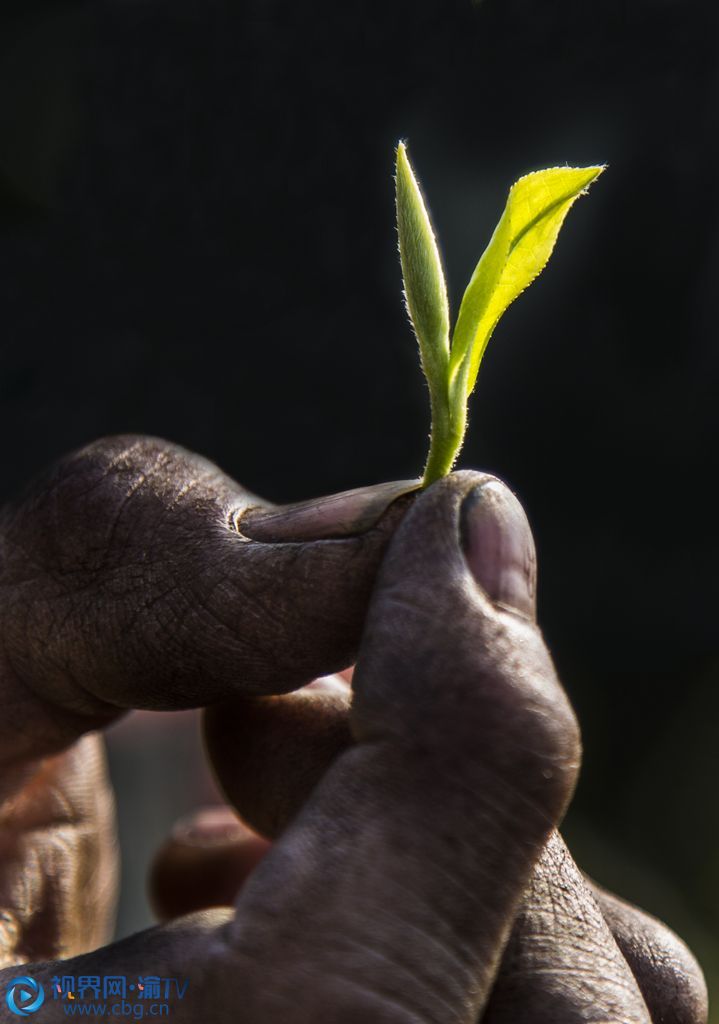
[0,438,707,1022]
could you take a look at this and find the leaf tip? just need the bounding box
[576,163,606,192]
[395,139,414,190]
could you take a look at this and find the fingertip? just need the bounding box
[365,469,536,616]
[149,807,270,922]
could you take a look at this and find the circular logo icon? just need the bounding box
[5,977,45,1016]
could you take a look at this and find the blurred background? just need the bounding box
[1,0,717,1012]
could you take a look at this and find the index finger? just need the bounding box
[0,435,416,764]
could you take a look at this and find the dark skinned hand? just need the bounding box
[0,437,708,1022]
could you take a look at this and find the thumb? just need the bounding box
[351,470,577,784]
[220,472,581,1023]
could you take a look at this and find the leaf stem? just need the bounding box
[422,391,464,485]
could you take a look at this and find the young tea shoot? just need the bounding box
[395,143,604,485]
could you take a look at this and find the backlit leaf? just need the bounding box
[395,143,452,477]
[449,166,604,414]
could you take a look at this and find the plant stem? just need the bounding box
[422,390,464,485]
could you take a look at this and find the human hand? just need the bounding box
[0,439,707,1022]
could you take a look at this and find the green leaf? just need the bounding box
[448,166,605,418]
[395,142,450,384]
[395,143,455,484]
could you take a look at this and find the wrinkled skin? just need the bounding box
[0,437,708,1022]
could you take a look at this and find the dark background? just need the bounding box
[1,0,717,1006]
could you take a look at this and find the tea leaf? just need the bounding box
[395,143,455,483]
[396,143,450,384]
[448,166,605,417]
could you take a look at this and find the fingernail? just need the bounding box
[172,807,249,847]
[238,480,420,542]
[461,481,537,619]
